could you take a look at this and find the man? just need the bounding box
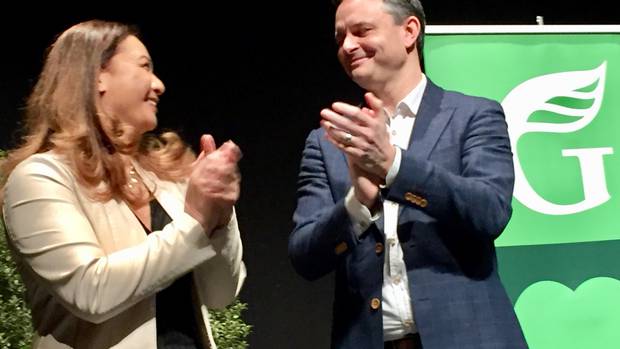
[288,0,528,348]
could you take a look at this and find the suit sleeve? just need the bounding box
[2,155,229,323]
[288,129,358,281]
[383,99,515,240]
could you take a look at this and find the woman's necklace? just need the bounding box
[126,165,154,202]
[127,166,140,190]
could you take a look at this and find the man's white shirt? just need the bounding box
[344,75,427,341]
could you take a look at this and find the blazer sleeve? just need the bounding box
[383,99,515,240]
[192,208,246,310]
[288,129,358,281]
[2,154,232,323]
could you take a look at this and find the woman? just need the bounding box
[1,20,245,349]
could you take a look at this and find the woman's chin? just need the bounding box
[141,116,158,133]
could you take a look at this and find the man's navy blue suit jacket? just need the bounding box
[289,80,528,349]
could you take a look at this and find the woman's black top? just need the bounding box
[139,199,204,349]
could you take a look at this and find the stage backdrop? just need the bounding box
[425,25,620,348]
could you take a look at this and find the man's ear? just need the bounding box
[403,16,421,50]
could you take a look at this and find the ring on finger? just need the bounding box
[343,132,353,145]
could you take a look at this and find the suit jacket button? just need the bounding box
[334,242,348,255]
[404,192,416,203]
[370,298,381,310]
[375,242,384,254]
[419,198,428,208]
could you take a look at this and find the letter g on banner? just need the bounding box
[503,62,614,215]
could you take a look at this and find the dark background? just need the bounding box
[0,3,617,348]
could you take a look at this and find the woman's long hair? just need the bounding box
[0,20,194,205]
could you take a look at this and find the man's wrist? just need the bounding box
[384,146,401,187]
[357,195,378,211]
[344,188,375,236]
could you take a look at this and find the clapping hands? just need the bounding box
[320,92,395,211]
[185,134,242,235]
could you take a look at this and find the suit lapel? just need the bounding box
[398,80,455,217]
[407,80,454,161]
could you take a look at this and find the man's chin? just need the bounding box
[350,71,374,89]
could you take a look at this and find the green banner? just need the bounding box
[425,28,620,348]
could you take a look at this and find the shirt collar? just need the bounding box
[395,74,427,118]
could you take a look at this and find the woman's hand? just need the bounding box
[185,134,242,235]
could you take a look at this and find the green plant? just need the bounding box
[0,149,251,349]
[1,149,33,349]
[0,221,33,349]
[209,299,252,349]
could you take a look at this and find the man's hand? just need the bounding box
[185,135,242,235]
[347,156,382,211]
[320,92,395,180]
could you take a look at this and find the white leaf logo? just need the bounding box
[502,62,613,215]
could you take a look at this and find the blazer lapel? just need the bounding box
[398,80,456,216]
[407,80,455,161]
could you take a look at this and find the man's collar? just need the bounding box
[395,74,427,118]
